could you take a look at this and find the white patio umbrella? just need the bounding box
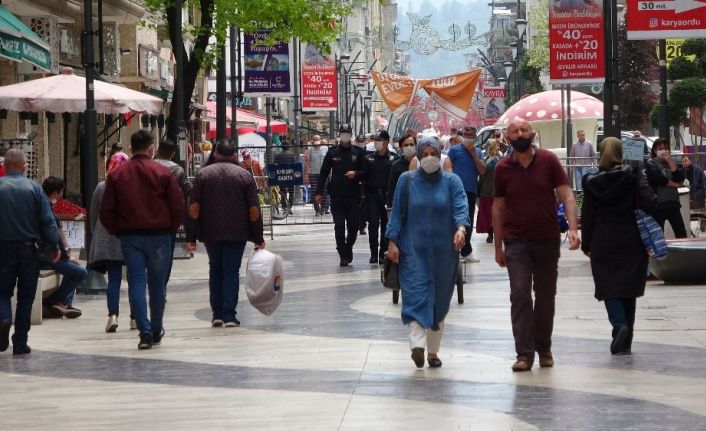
[0,67,163,114]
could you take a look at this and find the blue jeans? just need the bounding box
[0,241,40,346]
[574,167,586,191]
[604,298,636,337]
[120,234,171,336]
[106,262,123,316]
[204,240,247,322]
[46,258,88,305]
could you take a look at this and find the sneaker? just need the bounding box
[539,352,554,368]
[0,319,10,352]
[130,319,137,330]
[466,254,480,263]
[105,315,118,333]
[152,327,165,345]
[13,344,31,355]
[138,333,153,350]
[64,305,82,319]
[224,319,240,328]
[212,319,224,328]
[512,357,533,372]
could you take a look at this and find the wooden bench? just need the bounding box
[10,270,60,325]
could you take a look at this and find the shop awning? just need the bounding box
[0,6,51,72]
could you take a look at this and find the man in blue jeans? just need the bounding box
[100,130,184,350]
[0,149,60,355]
[41,176,87,319]
[186,140,265,328]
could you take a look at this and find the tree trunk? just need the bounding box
[165,0,214,141]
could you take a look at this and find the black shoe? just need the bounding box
[152,327,165,345]
[339,258,349,267]
[347,248,354,263]
[0,319,10,352]
[486,235,493,243]
[611,326,630,354]
[427,355,443,368]
[369,256,378,264]
[460,243,472,257]
[379,257,385,265]
[138,333,153,350]
[12,344,31,355]
[411,347,425,368]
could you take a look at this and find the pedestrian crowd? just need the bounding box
[0,120,693,374]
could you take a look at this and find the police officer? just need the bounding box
[315,125,365,266]
[361,130,398,264]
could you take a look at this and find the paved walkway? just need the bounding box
[2,224,706,430]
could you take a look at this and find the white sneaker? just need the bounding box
[466,254,480,263]
[105,315,118,333]
[130,319,137,330]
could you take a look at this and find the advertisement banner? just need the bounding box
[660,38,697,66]
[243,31,293,97]
[482,86,505,125]
[301,44,337,111]
[626,0,706,39]
[549,0,605,84]
[371,72,420,114]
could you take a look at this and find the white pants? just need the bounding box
[408,321,445,353]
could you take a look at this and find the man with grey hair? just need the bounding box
[0,149,60,355]
[569,130,595,191]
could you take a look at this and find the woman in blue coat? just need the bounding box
[386,136,469,368]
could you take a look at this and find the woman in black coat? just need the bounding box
[581,138,656,355]
[644,137,686,238]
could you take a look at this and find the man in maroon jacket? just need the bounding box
[100,130,184,350]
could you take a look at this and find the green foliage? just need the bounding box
[518,55,543,95]
[670,78,706,110]
[649,101,686,128]
[616,24,658,131]
[525,0,549,71]
[680,38,706,77]
[668,56,699,80]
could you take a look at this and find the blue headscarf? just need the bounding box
[417,135,441,159]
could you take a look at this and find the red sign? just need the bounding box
[549,1,605,84]
[301,43,337,111]
[626,0,706,39]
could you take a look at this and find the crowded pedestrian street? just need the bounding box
[2,222,705,430]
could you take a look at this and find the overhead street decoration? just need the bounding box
[393,13,483,56]
[371,69,481,119]
[626,0,706,39]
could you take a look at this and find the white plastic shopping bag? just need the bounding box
[245,248,284,315]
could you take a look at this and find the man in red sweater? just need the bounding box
[100,130,184,350]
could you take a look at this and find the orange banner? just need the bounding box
[372,69,482,119]
[420,69,481,119]
[371,72,419,114]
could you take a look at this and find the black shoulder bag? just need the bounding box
[381,173,413,289]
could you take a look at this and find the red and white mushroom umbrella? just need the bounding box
[494,90,603,126]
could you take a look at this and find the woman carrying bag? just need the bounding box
[386,136,469,368]
[581,138,656,355]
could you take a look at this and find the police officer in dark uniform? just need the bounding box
[361,130,398,264]
[315,125,365,266]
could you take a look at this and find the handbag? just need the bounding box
[380,173,413,290]
[634,208,669,259]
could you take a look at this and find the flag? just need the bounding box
[420,69,482,119]
[371,72,419,114]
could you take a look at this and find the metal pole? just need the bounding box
[216,44,226,141]
[173,0,185,161]
[265,97,273,163]
[97,0,104,75]
[230,27,239,148]
[292,38,301,158]
[82,0,98,253]
[566,86,573,153]
[602,0,613,138]
[610,0,621,135]
[658,39,669,140]
[329,111,335,140]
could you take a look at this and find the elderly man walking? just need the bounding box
[186,140,264,328]
[100,130,184,350]
[492,119,580,372]
[0,149,60,355]
[569,130,595,191]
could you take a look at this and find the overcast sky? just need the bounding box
[394,0,490,78]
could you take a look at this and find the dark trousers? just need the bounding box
[46,258,88,305]
[0,241,39,346]
[309,174,329,213]
[504,237,561,361]
[366,192,388,259]
[604,298,636,343]
[204,240,247,323]
[331,195,360,258]
[463,192,477,250]
[652,206,687,238]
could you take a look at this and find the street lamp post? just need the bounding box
[515,18,527,99]
[504,61,514,104]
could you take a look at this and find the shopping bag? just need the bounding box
[380,251,399,290]
[556,202,569,233]
[634,209,669,260]
[245,249,284,315]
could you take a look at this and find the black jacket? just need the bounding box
[581,165,656,300]
[645,158,685,209]
[361,150,399,195]
[386,157,411,208]
[316,144,365,197]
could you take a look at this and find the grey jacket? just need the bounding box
[89,181,123,266]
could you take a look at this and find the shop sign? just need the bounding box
[626,0,706,39]
[138,45,160,82]
[243,31,293,97]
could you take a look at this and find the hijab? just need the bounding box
[598,137,622,171]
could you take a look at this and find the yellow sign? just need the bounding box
[661,39,696,67]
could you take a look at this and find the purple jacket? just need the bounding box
[186,161,262,242]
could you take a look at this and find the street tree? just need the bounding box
[143,0,352,140]
[616,24,658,132]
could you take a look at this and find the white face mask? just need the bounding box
[339,133,352,143]
[656,149,669,157]
[374,141,384,151]
[402,146,417,158]
[420,156,440,173]
[356,141,366,148]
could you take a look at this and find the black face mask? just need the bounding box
[510,133,535,153]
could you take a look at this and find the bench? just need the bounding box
[9,270,60,325]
